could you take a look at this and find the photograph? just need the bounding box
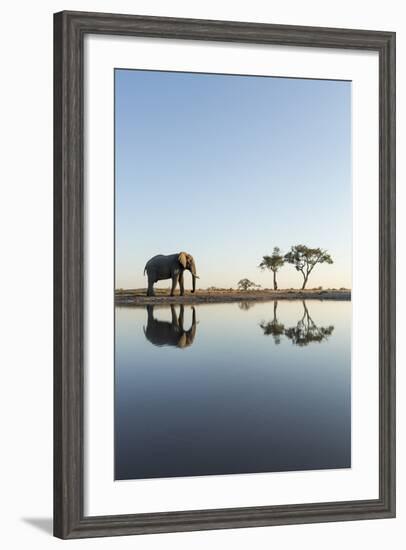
[114,68,352,480]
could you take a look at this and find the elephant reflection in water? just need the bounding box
[143,305,197,348]
[259,301,334,346]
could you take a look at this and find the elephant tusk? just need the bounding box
[193,275,200,279]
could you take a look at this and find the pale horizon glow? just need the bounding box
[115,69,351,290]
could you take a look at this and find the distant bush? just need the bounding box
[237,279,261,291]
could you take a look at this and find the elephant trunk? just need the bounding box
[190,259,198,293]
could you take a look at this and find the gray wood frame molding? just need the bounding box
[54,10,396,539]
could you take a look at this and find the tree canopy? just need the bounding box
[258,247,285,290]
[284,245,333,289]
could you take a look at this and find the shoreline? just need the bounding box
[115,289,351,306]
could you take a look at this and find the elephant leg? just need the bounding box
[147,276,155,297]
[170,304,179,326]
[178,272,185,296]
[178,304,184,330]
[170,274,178,296]
[146,304,154,321]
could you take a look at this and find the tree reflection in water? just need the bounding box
[238,301,255,311]
[259,301,334,346]
[259,301,285,344]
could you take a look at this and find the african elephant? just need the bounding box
[143,305,197,348]
[143,252,199,297]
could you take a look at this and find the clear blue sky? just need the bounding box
[115,69,351,290]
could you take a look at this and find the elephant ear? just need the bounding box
[178,252,187,268]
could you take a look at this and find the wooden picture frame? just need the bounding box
[54,10,396,539]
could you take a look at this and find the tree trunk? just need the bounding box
[301,275,308,290]
[273,270,277,290]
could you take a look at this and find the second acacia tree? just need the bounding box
[284,245,333,289]
[259,247,285,290]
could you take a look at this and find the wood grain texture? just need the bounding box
[53,10,396,539]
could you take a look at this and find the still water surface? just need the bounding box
[115,300,351,480]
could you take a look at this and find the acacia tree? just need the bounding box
[258,247,285,290]
[238,278,260,291]
[284,245,333,289]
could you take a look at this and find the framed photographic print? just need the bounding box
[54,11,396,539]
